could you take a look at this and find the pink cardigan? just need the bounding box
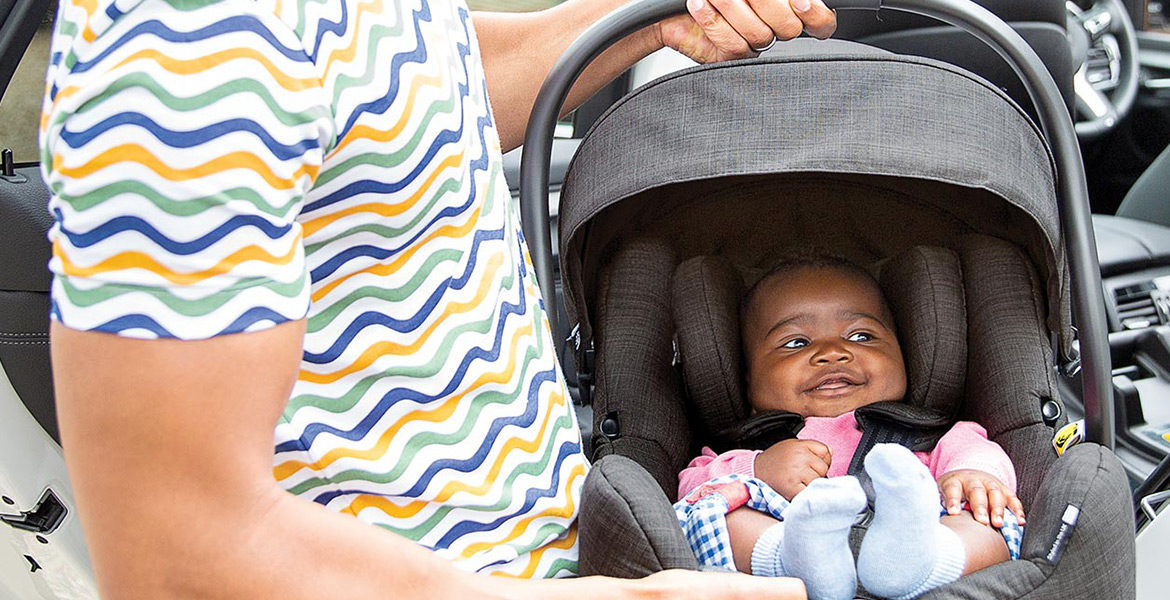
[678,411,1017,501]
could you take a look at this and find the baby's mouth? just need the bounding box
[807,372,863,392]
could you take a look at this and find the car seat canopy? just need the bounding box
[558,41,1071,364]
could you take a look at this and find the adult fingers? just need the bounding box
[941,478,964,515]
[987,486,1006,528]
[740,0,803,42]
[965,481,989,525]
[686,0,751,59]
[641,569,808,599]
[789,0,837,40]
[710,0,783,50]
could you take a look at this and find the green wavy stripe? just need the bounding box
[286,321,547,493]
[303,176,463,256]
[340,411,574,541]
[543,557,578,578]
[504,521,571,559]
[329,20,408,106]
[48,73,325,134]
[52,180,301,217]
[305,249,460,332]
[294,0,332,38]
[57,271,307,314]
[314,76,457,187]
[284,261,517,414]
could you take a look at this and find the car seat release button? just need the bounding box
[600,411,620,439]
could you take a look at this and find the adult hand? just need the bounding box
[753,438,832,500]
[636,568,808,598]
[937,469,1027,528]
[654,0,837,64]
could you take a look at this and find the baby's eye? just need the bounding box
[847,332,874,342]
[781,338,809,349]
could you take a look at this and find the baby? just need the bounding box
[674,255,1026,600]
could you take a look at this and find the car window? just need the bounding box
[0,7,54,165]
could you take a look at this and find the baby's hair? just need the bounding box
[739,251,891,335]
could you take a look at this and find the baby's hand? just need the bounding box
[753,439,832,500]
[937,469,1026,528]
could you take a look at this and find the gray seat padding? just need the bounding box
[578,235,1134,598]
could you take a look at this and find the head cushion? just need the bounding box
[671,246,967,439]
[671,256,747,438]
[878,246,967,420]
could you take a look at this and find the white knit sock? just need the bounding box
[775,477,867,600]
[857,444,966,600]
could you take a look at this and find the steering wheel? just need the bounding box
[1068,0,1140,141]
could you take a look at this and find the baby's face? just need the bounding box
[742,266,907,418]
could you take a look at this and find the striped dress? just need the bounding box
[40,0,586,577]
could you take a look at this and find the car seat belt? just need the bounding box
[847,419,919,510]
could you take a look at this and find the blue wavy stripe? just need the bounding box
[72,16,310,75]
[302,6,484,280]
[275,258,526,453]
[336,1,430,141]
[60,113,319,160]
[309,0,348,62]
[306,159,474,281]
[216,306,298,335]
[305,367,563,508]
[54,208,292,254]
[432,440,578,551]
[398,366,556,498]
[303,226,502,364]
[93,313,172,337]
[301,121,464,216]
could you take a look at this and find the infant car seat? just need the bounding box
[516,7,1135,596]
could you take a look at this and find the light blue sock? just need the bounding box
[760,477,866,600]
[857,444,966,600]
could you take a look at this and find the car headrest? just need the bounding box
[671,246,967,441]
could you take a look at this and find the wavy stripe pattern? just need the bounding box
[41,0,584,577]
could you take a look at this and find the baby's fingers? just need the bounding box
[1008,493,1026,525]
[965,482,990,525]
[941,478,964,515]
[987,486,1006,528]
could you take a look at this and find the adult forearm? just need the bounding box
[123,484,543,600]
[474,0,664,151]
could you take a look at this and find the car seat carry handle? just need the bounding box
[520,0,1115,447]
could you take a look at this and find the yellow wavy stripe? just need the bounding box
[460,464,585,560]
[73,0,98,42]
[301,147,464,237]
[49,45,319,117]
[326,71,445,159]
[54,146,316,191]
[308,200,479,303]
[322,0,382,80]
[299,251,504,384]
[53,235,301,284]
[339,374,561,518]
[276,313,530,482]
[505,524,579,579]
[119,47,318,91]
[439,386,563,503]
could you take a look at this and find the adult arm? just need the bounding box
[475,0,837,151]
[54,323,810,599]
